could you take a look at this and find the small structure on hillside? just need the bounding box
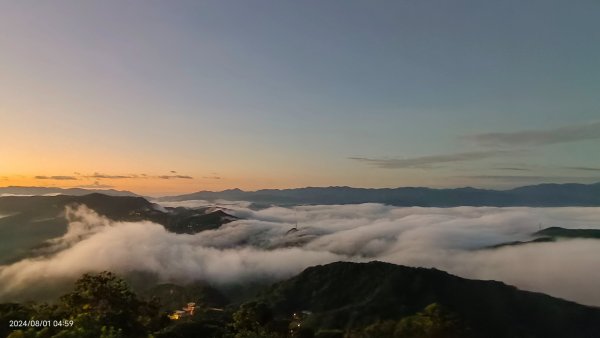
[289,310,313,335]
[168,302,197,320]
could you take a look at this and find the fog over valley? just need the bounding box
[2,201,600,307]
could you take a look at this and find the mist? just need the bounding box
[1,202,600,306]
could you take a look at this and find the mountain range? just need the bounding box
[160,182,600,207]
[0,186,139,197]
[4,182,600,207]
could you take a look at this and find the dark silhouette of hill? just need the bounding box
[486,227,600,249]
[0,186,140,197]
[0,194,237,264]
[0,193,154,219]
[160,182,600,207]
[252,261,600,338]
[534,226,600,239]
[4,264,600,337]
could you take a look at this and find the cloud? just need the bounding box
[465,121,600,147]
[157,175,193,180]
[85,172,139,179]
[203,176,222,180]
[494,167,531,171]
[565,166,600,172]
[2,203,600,306]
[80,172,193,180]
[34,176,77,180]
[349,150,514,169]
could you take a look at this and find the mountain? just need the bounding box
[534,226,600,239]
[251,261,600,338]
[0,194,237,264]
[487,227,600,249]
[160,182,600,207]
[0,186,140,197]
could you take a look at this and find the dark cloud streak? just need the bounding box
[157,175,193,180]
[565,166,600,172]
[350,150,514,169]
[86,173,139,179]
[35,175,77,180]
[465,121,600,147]
[494,167,531,171]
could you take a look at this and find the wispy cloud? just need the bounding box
[157,175,193,180]
[33,172,196,183]
[350,150,514,169]
[85,172,139,179]
[34,175,78,180]
[81,172,193,180]
[565,166,600,172]
[465,121,600,147]
[494,167,531,171]
[203,176,222,180]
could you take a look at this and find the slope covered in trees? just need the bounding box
[3,262,600,337]
[254,261,600,338]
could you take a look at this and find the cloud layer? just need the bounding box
[349,150,514,169]
[465,121,600,147]
[2,203,600,306]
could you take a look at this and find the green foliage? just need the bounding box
[0,304,35,338]
[141,281,229,312]
[355,320,397,338]
[394,303,470,338]
[346,303,470,338]
[231,302,282,338]
[314,329,344,338]
[55,271,167,337]
[254,261,600,337]
[5,262,600,338]
[2,271,168,338]
[154,320,228,338]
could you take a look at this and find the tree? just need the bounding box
[231,302,282,338]
[55,271,167,337]
[393,303,471,338]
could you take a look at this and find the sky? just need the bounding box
[1,0,599,196]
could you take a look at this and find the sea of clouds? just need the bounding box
[1,201,600,306]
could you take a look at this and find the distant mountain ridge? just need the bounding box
[535,226,600,239]
[160,182,600,207]
[487,226,600,249]
[0,186,140,197]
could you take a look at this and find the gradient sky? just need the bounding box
[1,0,599,196]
